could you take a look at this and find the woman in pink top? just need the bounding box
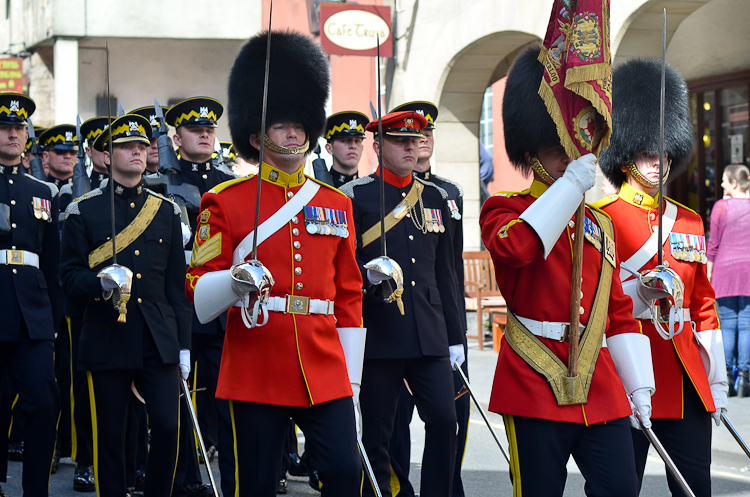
[708,164,750,396]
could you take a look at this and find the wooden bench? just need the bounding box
[463,251,507,351]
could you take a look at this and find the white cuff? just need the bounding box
[338,327,367,386]
[695,328,728,385]
[518,176,583,259]
[607,333,655,396]
[194,270,241,324]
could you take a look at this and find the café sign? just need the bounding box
[320,3,392,57]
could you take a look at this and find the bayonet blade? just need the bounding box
[369,102,378,120]
[117,101,125,117]
[27,118,36,142]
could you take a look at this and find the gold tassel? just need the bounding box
[116,294,130,323]
[388,288,405,316]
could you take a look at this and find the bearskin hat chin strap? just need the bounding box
[263,135,310,155]
[625,160,671,189]
[528,156,556,185]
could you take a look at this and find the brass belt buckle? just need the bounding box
[7,249,23,265]
[561,323,584,342]
[286,295,310,315]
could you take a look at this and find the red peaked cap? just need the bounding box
[365,111,427,137]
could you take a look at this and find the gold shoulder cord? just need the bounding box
[503,209,615,406]
[361,181,424,249]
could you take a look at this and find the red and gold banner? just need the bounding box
[538,0,612,159]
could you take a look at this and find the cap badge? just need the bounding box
[149,115,158,126]
[349,119,358,129]
[405,118,413,128]
[129,121,139,131]
[200,106,209,118]
[416,110,424,116]
[9,100,19,112]
[65,131,73,141]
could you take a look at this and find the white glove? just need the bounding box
[181,223,192,247]
[179,349,191,380]
[100,277,119,291]
[449,344,465,370]
[630,387,652,429]
[562,153,597,194]
[100,277,119,300]
[230,269,256,299]
[367,269,391,285]
[711,385,728,426]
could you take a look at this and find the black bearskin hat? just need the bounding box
[502,43,561,175]
[228,30,330,162]
[599,58,693,186]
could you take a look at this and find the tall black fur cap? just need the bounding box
[228,30,330,162]
[502,43,561,174]
[599,58,693,186]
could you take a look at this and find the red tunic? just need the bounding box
[594,182,718,418]
[479,180,637,425]
[185,164,363,407]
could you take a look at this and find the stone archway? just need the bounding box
[435,32,537,249]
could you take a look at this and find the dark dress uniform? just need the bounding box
[389,167,468,497]
[342,166,463,497]
[60,177,192,497]
[0,161,62,497]
[176,156,235,496]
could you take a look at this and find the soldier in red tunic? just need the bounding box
[479,45,654,496]
[594,58,728,497]
[185,31,363,497]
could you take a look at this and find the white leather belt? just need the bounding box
[635,307,691,322]
[0,249,40,268]
[234,295,335,316]
[515,315,607,347]
[516,316,584,342]
[185,250,192,265]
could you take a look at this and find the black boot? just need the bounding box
[738,370,750,398]
[728,367,738,397]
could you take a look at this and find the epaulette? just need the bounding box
[308,176,348,197]
[430,173,464,198]
[146,188,181,215]
[338,176,374,198]
[208,175,254,195]
[493,188,530,198]
[59,183,73,197]
[24,174,59,198]
[591,194,619,210]
[665,196,698,215]
[586,202,613,221]
[415,177,448,200]
[65,188,102,217]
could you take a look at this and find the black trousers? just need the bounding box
[87,339,180,497]
[192,331,234,496]
[632,374,713,497]
[230,397,361,497]
[55,316,72,458]
[66,315,94,467]
[504,415,639,497]
[0,323,59,497]
[361,357,457,497]
[388,342,471,497]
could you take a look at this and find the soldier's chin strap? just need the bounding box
[262,135,310,155]
[625,160,671,189]
[528,156,556,185]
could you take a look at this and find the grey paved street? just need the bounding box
[4,314,750,496]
